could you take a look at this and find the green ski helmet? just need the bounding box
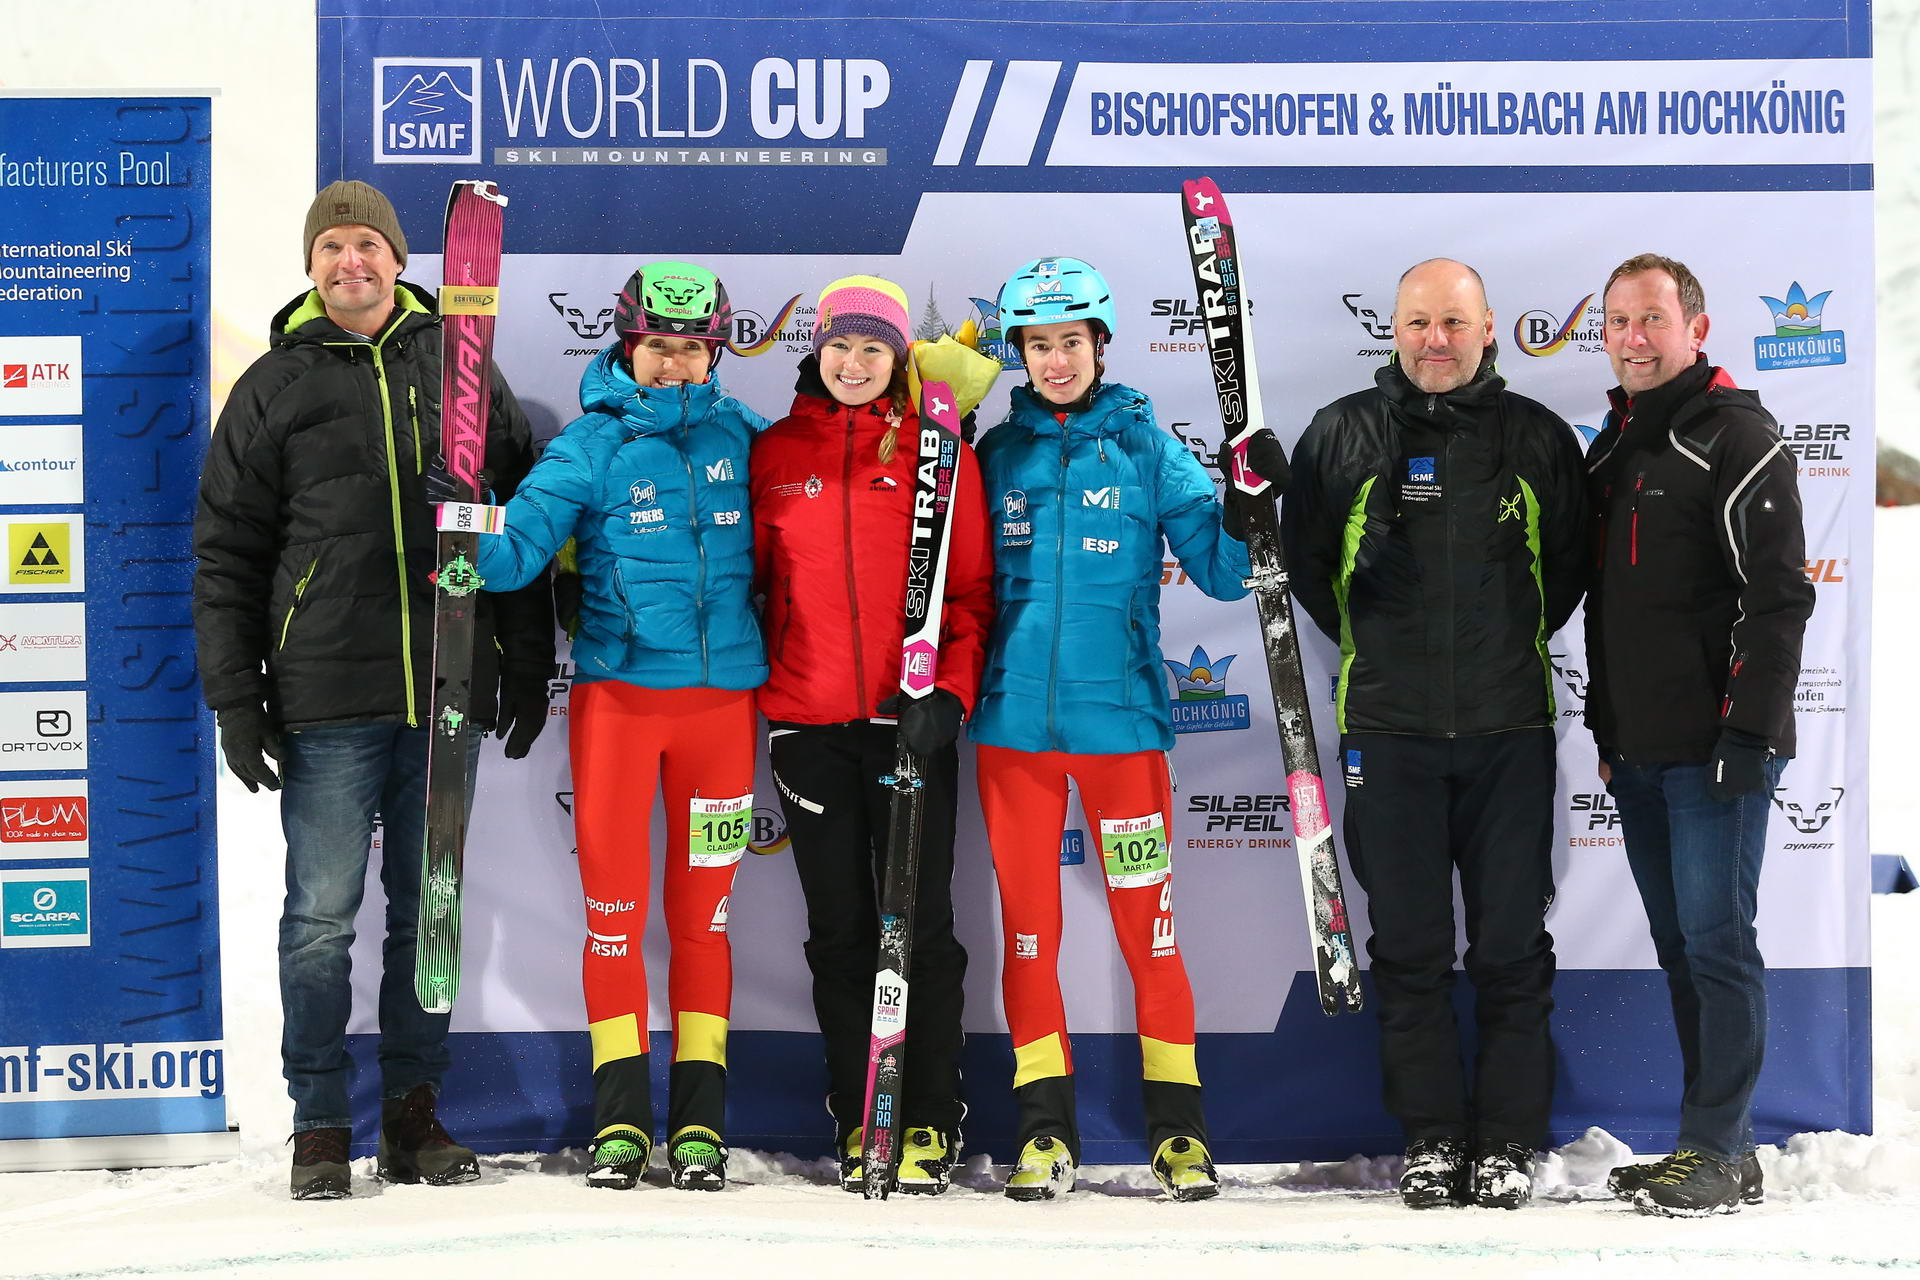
[614,260,734,354]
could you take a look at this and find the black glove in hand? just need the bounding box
[1215,429,1290,542]
[1707,728,1773,802]
[423,453,461,506]
[494,677,551,760]
[878,688,965,756]
[216,704,283,793]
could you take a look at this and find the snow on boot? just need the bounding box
[896,1127,958,1196]
[838,1126,865,1194]
[668,1126,728,1192]
[1151,1135,1221,1202]
[586,1127,652,1190]
[1399,1136,1469,1209]
[1004,1134,1075,1202]
[290,1127,351,1201]
[1472,1141,1535,1210]
[376,1084,479,1185]
[1611,1150,1763,1204]
[1632,1149,1744,1218]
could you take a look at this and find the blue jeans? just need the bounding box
[1605,752,1786,1162]
[278,722,479,1132]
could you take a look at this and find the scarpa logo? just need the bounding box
[1,875,88,945]
[1513,293,1602,357]
[1754,282,1847,371]
[1163,645,1251,733]
[374,58,483,164]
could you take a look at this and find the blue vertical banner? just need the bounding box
[0,95,227,1169]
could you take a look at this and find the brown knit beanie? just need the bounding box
[304,180,408,269]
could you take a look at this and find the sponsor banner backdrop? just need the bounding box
[0,96,222,1160]
[320,2,1872,1160]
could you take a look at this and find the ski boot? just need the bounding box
[838,1126,865,1194]
[1004,1134,1075,1202]
[1632,1149,1745,1217]
[1151,1135,1220,1202]
[1611,1151,1763,1205]
[1399,1136,1469,1209]
[290,1127,352,1201]
[1472,1141,1535,1210]
[896,1127,957,1196]
[376,1085,479,1186]
[668,1126,728,1192]
[586,1126,652,1190]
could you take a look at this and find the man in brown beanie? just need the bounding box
[192,179,554,1199]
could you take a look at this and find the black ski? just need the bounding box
[859,379,965,1198]
[1179,175,1363,1016]
[415,179,506,1013]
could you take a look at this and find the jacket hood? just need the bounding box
[1604,355,1755,428]
[1004,380,1150,438]
[272,278,437,345]
[578,343,734,434]
[1376,341,1507,426]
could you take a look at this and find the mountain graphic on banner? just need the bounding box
[19,534,58,567]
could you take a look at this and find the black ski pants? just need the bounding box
[1341,728,1558,1148]
[768,720,968,1138]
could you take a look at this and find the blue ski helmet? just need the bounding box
[995,256,1116,344]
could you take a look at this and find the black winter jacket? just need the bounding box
[193,281,553,730]
[1584,357,1813,763]
[1283,349,1588,736]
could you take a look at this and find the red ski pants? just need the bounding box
[570,682,755,1078]
[976,743,1200,1092]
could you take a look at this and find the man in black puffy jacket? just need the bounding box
[192,181,553,1200]
[1283,258,1587,1210]
[1584,254,1813,1219]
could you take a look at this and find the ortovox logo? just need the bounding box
[36,710,71,738]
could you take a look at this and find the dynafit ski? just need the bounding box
[1178,175,1363,1016]
[415,178,507,1013]
[859,379,965,1198]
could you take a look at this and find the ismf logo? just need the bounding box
[0,871,89,947]
[0,794,87,846]
[1164,645,1251,734]
[1513,294,1603,357]
[374,58,483,164]
[1774,786,1844,849]
[1754,282,1848,371]
[1407,457,1436,484]
[1344,749,1364,788]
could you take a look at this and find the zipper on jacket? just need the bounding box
[1630,472,1645,566]
[1048,427,1072,751]
[842,408,868,716]
[409,385,422,470]
[611,565,638,642]
[278,554,321,649]
[676,396,711,685]
[1441,432,1456,735]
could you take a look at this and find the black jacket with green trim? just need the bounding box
[1281,348,1589,737]
[1583,356,1813,763]
[193,280,553,730]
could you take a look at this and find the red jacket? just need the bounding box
[752,389,994,725]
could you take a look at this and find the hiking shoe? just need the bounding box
[668,1126,728,1192]
[376,1085,478,1186]
[1151,1135,1221,1202]
[586,1127,652,1190]
[838,1126,865,1194]
[1633,1149,1744,1217]
[896,1127,957,1196]
[290,1127,351,1200]
[1611,1150,1763,1204]
[1399,1136,1470,1209]
[1472,1141,1536,1210]
[1004,1134,1075,1202]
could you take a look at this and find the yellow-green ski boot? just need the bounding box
[668,1126,728,1192]
[1152,1135,1220,1202]
[896,1127,957,1196]
[1004,1135,1075,1202]
[586,1127,651,1191]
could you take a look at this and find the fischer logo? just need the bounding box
[1164,645,1251,733]
[1513,293,1603,357]
[375,59,483,163]
[1774,785,1844,847]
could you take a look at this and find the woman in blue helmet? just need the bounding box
[971,256,1288,1202]
[472,262,767,1193]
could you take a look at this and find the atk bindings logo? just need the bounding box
[1774,785,1844,847]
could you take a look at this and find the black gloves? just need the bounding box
[216,704,283,793]
[423,456,496,507]
[879,688,965,757]
[553,570,584,641]
[495,677,551,760]
[1708,728,1774,802]
[1216,429,1290,542]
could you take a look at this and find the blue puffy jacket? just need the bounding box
[476,346,769,690]
[972,381,1251,754]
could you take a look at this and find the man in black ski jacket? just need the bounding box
[1584,254,1813,1219]
[1283,258,1587,1210]
[192,181,554,1201]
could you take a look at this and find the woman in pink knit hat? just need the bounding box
[750,275,996,1196]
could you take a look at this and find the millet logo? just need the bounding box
[374,58,482,164]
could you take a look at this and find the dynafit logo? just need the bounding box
[1754,282,1847,371]
[374,58,482,164]
[1163,645,1251,734]
[1773,785,1845,835]
[1513,293,1602,357]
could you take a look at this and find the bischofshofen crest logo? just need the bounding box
[374,58,483,164]
[1754,282,1847,372]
